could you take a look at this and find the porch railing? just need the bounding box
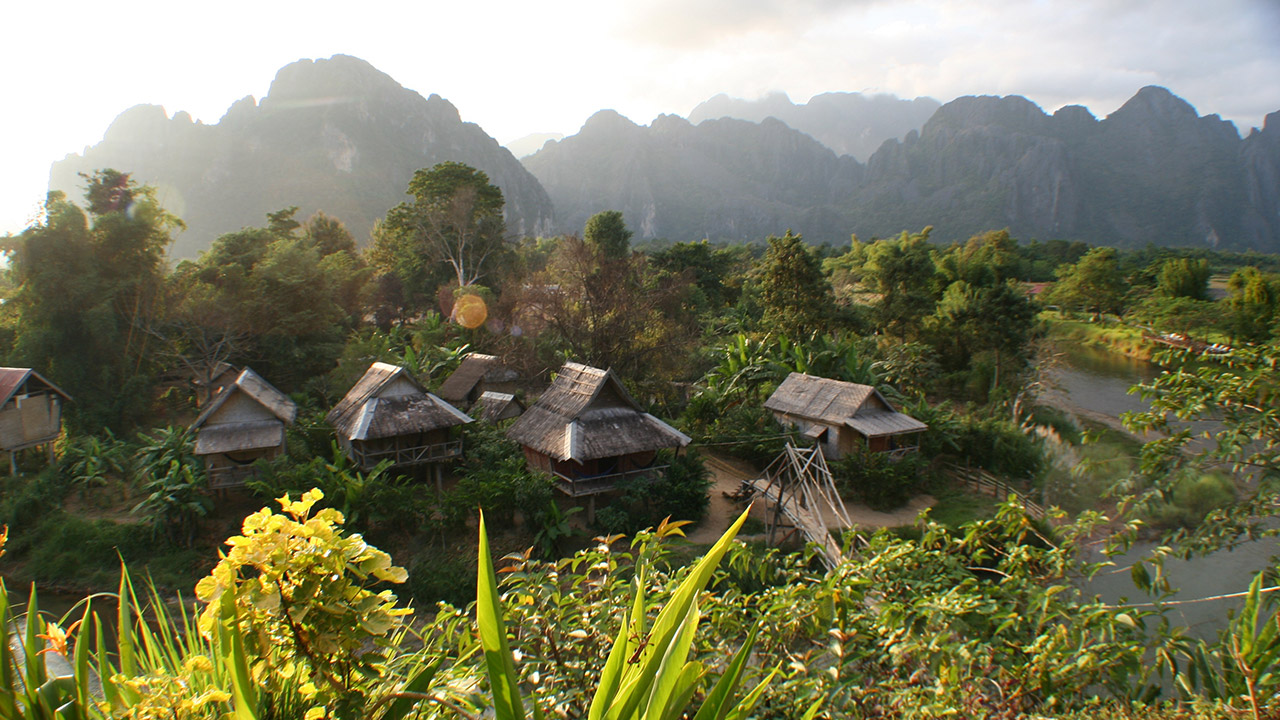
[352,439,464,469]
[551,465,669,497]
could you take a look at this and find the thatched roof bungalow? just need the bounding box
[436,353,517,407]
[327,362,472,473]
[0,368,71,471]
[764,372,927,459]
[191,368,296,489]
[506,362,690,497]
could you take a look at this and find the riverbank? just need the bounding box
[1042,313,1156,361]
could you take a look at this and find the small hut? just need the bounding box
[327,362,473,480]
[506,362,690,504]
[0,368,71,473]
[191,368,296,489]
[473,391,525,424]
[436,353,517,407]
[764,372,926,459]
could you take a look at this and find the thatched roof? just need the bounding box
[506,362,689,462]
[0,368,71,405]
[475,391,524,423]
[195,420,286,455]
[342,396,472,441]
[436,353,502,404]
[192,368,296,430]
[328,362,472,441]
[764,372,926,437]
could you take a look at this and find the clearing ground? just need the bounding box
[685,451,936,545]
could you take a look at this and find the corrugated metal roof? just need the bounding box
[192,368,295,429]
[0,367,71,406]
[844,410,927,438]
[506,362,689,462]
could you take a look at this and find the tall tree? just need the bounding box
[861,228,939,337]
[370,162,507,304]
[2,171,181,430]
[1045,247,1128,319]
[583,210,632,260]
[757,230,831,333]
[1157,257,1211,301]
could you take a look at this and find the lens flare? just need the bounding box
[453,294,488,329]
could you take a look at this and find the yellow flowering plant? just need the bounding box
[195,489,414,719]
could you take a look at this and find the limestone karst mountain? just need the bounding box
[49,55,555,258]
[529,86,1280,251]
[688,91,941,161]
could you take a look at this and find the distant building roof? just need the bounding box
[506,362,689,462]
[436,353,503,404]
[192,368,296,430]
[475,391,524,423]
[0,368,71,406]
[328,362,471,441]
[764,372,926,437]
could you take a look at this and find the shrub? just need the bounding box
[832,451,923,511]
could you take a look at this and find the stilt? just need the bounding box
[587,495,596,525]
[435,464,443,496]
[46,442,54,466]
[9,451,15,476]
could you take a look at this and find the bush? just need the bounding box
[1145,470,1236,530]
[832,451,923,511]
[407,550,476,608]
[594,451,713,535]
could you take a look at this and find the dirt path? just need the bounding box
[685,451,936,545]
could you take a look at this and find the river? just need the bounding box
[1044,342,1279,641]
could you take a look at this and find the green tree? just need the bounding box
[861,228,939,337]
[1122,343,1280,553]
[1,171,181,431]
[1045,246,1128,319]
[1157,257,1211,300]
[370,162,507,304]
[582,210,632,260]
[1225,266,1280,343]
[757,230,831,332]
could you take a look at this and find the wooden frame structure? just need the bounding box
[745,442,851,569]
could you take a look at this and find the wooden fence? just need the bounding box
[946,465,1047,520]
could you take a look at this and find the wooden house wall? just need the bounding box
[376,376,422,400]
[0,392,62,450]
[206,391,279,426]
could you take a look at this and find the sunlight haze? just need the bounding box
[1,0,1277,236]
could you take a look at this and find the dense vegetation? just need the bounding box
[1,167,1279,717]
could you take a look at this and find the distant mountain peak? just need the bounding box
[1108,85,1199,123]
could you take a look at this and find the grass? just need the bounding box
[926,484,998,527]
[1042,313,1155,360]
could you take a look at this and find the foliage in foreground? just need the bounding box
[2,490,1279,719]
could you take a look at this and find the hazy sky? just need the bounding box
[2,0,1277,236]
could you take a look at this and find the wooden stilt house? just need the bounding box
[191,368,297,489]
[327,362,473,479]
[764,372,926,460]
[506,362,690,500]
[0,368,71,473]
